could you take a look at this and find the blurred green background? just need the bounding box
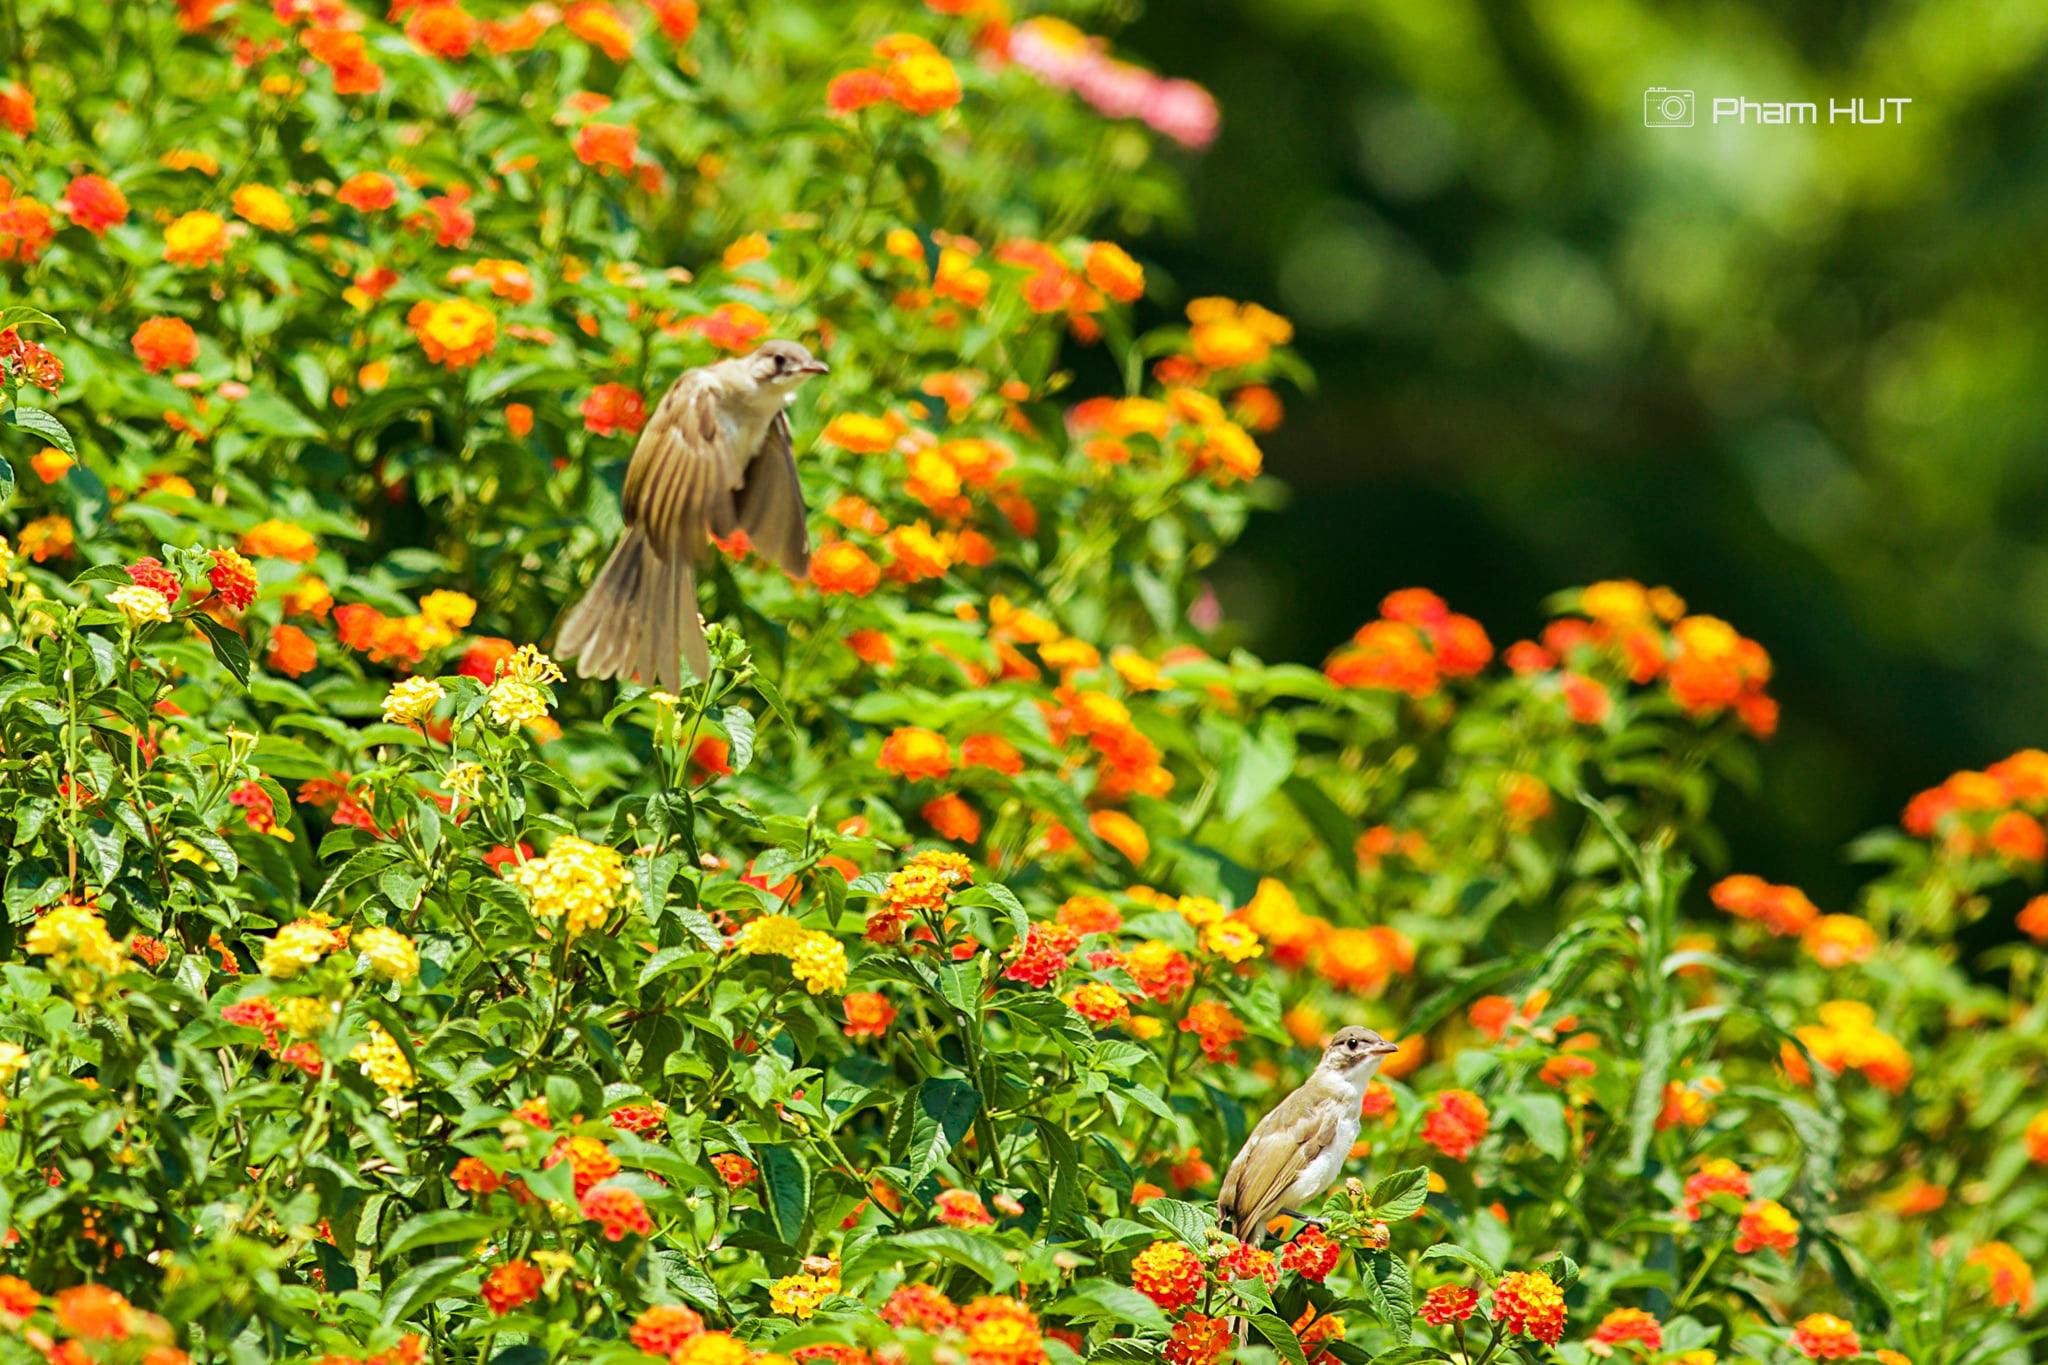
[1116,0,2048,903]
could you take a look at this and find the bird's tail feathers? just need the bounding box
[1215,1206,1262,1350]
[648,548,711,688]
[556,529,705,692]
[1216,1204,1267,1247]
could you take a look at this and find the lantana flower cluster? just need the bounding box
[1501,579,1779,737]
[731,913,852,995]
[501,835,633,939]
[3,4,2031,1363]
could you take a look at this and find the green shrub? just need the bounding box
[0,4,2039,1365]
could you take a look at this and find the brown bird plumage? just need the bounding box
[1218,1025,1401,1244]
[556,340,828,691]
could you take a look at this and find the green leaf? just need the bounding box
[1406,958,1521,1037]
[469,361,577,404]
[999,992,1097,1059]
[655,1252,723,1313]
[1282,775,1359,885]
[0,452,12,509]
[1535,1251,1580,1292]
[896,149,946,224]
[673,904,724,952]
[1331,1346,1436,1365]
[312,844,406,906]
[1501,1093,1568,1161]
[0,306,64,332]
[579,1021,628,1079]
[79,1106,120,1150]
[638,849,682,921]
[908,1077,980,1186]
[722,705,755,772]
[290,353,329,409]
[190,614,251,688]
[254,734,337,781]
[1220,713,1296,821]
[1247,1312,1310,1365]
[84,633,116,684]
[233,388,324,438]
[1744,1086,1842,1200]
[759,1144,808,1247]
[1366,1167,1432,1222]
[1128,563,1177,635]
[181,827,238,881]
[933,959,982,1017]
[638,944,698,987]
[1051,1280,1168,1333]
[1230,1277,1277,1315]
[383,1210,504,1259]
[4,406,74,455]
[1364,1251,1415,1344]
[1116,1082,1176,1123]
[1140,1197,1216,1249]
[1036,1117,1082,1237]
[1421,1242,1501,1280]
[522,1159,576,1207]
[377,1256,470,1326]
[957,882,1030,946]
[73,563,134,587]
[752,668,796,734]
[889,1227,1015,1289]
[1626,1019,1673,1173]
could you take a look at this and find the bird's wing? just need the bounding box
[622,370,750,564]
[733,408,810,576]
[1220,1100,1342,1238]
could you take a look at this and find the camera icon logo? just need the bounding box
[1645,88,1694,126]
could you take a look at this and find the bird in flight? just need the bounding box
[556,339,829,691]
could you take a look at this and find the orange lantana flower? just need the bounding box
[810,542,881,596]
[878,727,952,781]
[132,317,200,374]
[409,298,497,369]
[574,122,638,172]
[163,210,228,267]
[337,172,398,211]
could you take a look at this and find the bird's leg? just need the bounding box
[1278,1208,1327,1228]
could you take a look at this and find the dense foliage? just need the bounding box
[0,5,2041,1365]
[1125,0,2048,898]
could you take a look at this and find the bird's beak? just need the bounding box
[1370,1040,1401,1056]
[800,360,830,375]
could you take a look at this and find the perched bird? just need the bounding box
[556,339,829,691]
[1218,1025,1401,1244]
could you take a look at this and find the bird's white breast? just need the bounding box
[1287,1111,1361,1206]
[692,361,786,487]
[717,395,778,486]
[1285,1057,1380,1207]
